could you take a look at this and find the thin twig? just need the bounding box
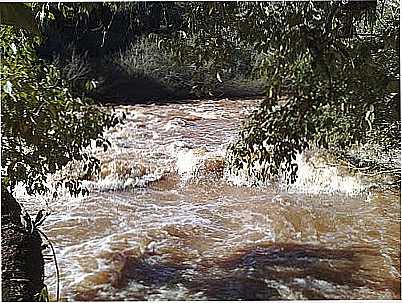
[101,10,116,48]
[359,169,400,177]
[329,162,371,171]
[37,229,60,302]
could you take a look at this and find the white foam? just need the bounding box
[82,172,164,191]
[175,148,226,184]
[224,151,367,195]
[176,149,201,177]
[282,153,366,195]
[187,110,218,119]
[224,168,256,187]
[163,118,187,131]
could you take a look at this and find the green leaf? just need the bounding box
[3,80,13,96]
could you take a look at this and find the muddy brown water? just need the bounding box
[17,98,400,300]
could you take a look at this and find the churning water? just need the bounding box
[17,98,400,300]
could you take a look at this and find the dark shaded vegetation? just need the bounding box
[36,2,263,104]
[1,188,45,301]
[75,242,399,300]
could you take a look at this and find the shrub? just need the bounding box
[1,23,121,196]
[109,34,264,99]
[168,1,400,183]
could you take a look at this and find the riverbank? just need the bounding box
[337,144,400,190]
[90,74,265,105]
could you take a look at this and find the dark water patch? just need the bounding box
[147,172,181,191]
[110,252,190,289]
[189,276,281,300]
[75,242,398,300]
[211,243,395,291]
[74,288,102,301]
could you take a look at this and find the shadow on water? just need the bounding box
[75,242,400,300]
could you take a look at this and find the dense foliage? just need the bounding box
[36,2,183,57]
[33,2,187,98]
[32,2,262,101]
[167,1,400,184]
[108,34,263,99]
[1,5,121,196]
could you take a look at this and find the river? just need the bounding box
[17,98,400,300]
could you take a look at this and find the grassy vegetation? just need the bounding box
[41,35,265,103]
[34,3,264,103]
[104,35,265,100]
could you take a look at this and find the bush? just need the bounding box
[168,1,400,184]
[1,24,121,196]
[108,34,264,99]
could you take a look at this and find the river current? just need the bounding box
[17,98,400,300]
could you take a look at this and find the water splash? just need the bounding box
[224,151,367,195]
[282,152,367,195]
[175,148,225,184]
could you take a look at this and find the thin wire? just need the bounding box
[37,229,60,302]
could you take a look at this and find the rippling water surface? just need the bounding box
[18,98,400,300]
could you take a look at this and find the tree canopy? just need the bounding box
[1,4,121,196]
[164,0,400,184]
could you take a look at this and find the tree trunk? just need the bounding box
[1,187,45,301]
